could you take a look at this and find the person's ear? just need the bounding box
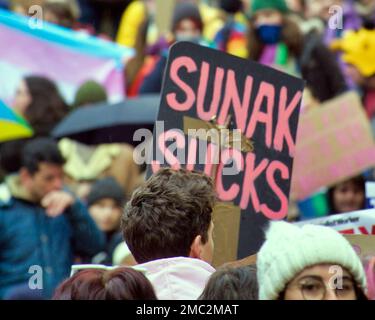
[189,235,203,259]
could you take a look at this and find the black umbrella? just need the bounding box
[52,94,160,146]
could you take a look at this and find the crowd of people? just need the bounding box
[1,0,375,300]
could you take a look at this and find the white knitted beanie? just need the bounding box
[257,221,367,300]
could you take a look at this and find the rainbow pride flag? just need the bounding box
[0,8,133,106]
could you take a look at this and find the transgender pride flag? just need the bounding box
[0,8,134,106]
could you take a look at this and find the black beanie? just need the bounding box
[172,2,203,33]
[219,0,243,14]
[87,177,125,207]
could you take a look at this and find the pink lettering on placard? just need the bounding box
[204,143,219,176]
[274,87,302,157]
[240,153,269,211]
[158,129,185,170]
[151,160,161,173]
[216,148,244,201]
[197,62,225,121]
[245,81,275,148]
[260,160,289,220]
[218,70,253,132]
[166,56,197,111]
[186,138,198,171]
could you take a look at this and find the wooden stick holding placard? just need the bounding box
[183,115,254,267]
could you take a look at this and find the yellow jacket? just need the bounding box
[116,1,225,47]
[116,1,146,47]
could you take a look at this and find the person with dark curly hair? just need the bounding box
[121,168,217,300]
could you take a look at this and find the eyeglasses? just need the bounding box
[289,276,358,300]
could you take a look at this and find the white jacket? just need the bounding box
[138,257,215,300]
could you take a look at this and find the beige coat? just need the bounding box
[59,138,143,200]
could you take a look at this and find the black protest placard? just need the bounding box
[147,42,304,260]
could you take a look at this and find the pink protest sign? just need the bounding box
[291,92,375,200]
[147,42,305,259]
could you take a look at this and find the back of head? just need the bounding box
[87,176,125,208]
[73,80,108,108]
[0,138,31,175]
[121,168,216,264]
[21,137,65,174]
[200,265,258,300]
[25,75,57,94]
[24,76,68,137]
[257,221,366,300]
[52,267,157,300]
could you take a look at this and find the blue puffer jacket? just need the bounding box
[0,183,105,299]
